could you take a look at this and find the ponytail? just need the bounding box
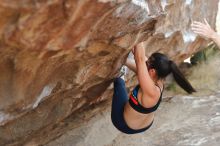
[148,52,196,94]
[169,61,196,94]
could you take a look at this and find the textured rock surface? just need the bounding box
[45,93,220,146]
[0,0,218,145]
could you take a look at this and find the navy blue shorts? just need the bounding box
[111,78,153,134]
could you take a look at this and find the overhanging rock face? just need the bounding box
[0,0,218,145]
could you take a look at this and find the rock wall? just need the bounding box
[0,0,218,145]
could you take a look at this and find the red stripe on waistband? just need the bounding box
[129,95,138,105]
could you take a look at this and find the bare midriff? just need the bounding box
[123,102,154,130]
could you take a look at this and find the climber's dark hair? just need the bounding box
[146,52,196,94]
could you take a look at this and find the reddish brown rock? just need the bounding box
[0,0,218,145]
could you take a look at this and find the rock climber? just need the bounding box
[111,42,196,134]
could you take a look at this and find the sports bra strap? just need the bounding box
[155,83,163,94]
[129,84,163,114]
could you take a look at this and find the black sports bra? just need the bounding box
[129,84,163,114]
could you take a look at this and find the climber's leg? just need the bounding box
[110,77,153,134]
[111,77,130,132]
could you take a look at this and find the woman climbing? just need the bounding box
[111,42,196,134]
